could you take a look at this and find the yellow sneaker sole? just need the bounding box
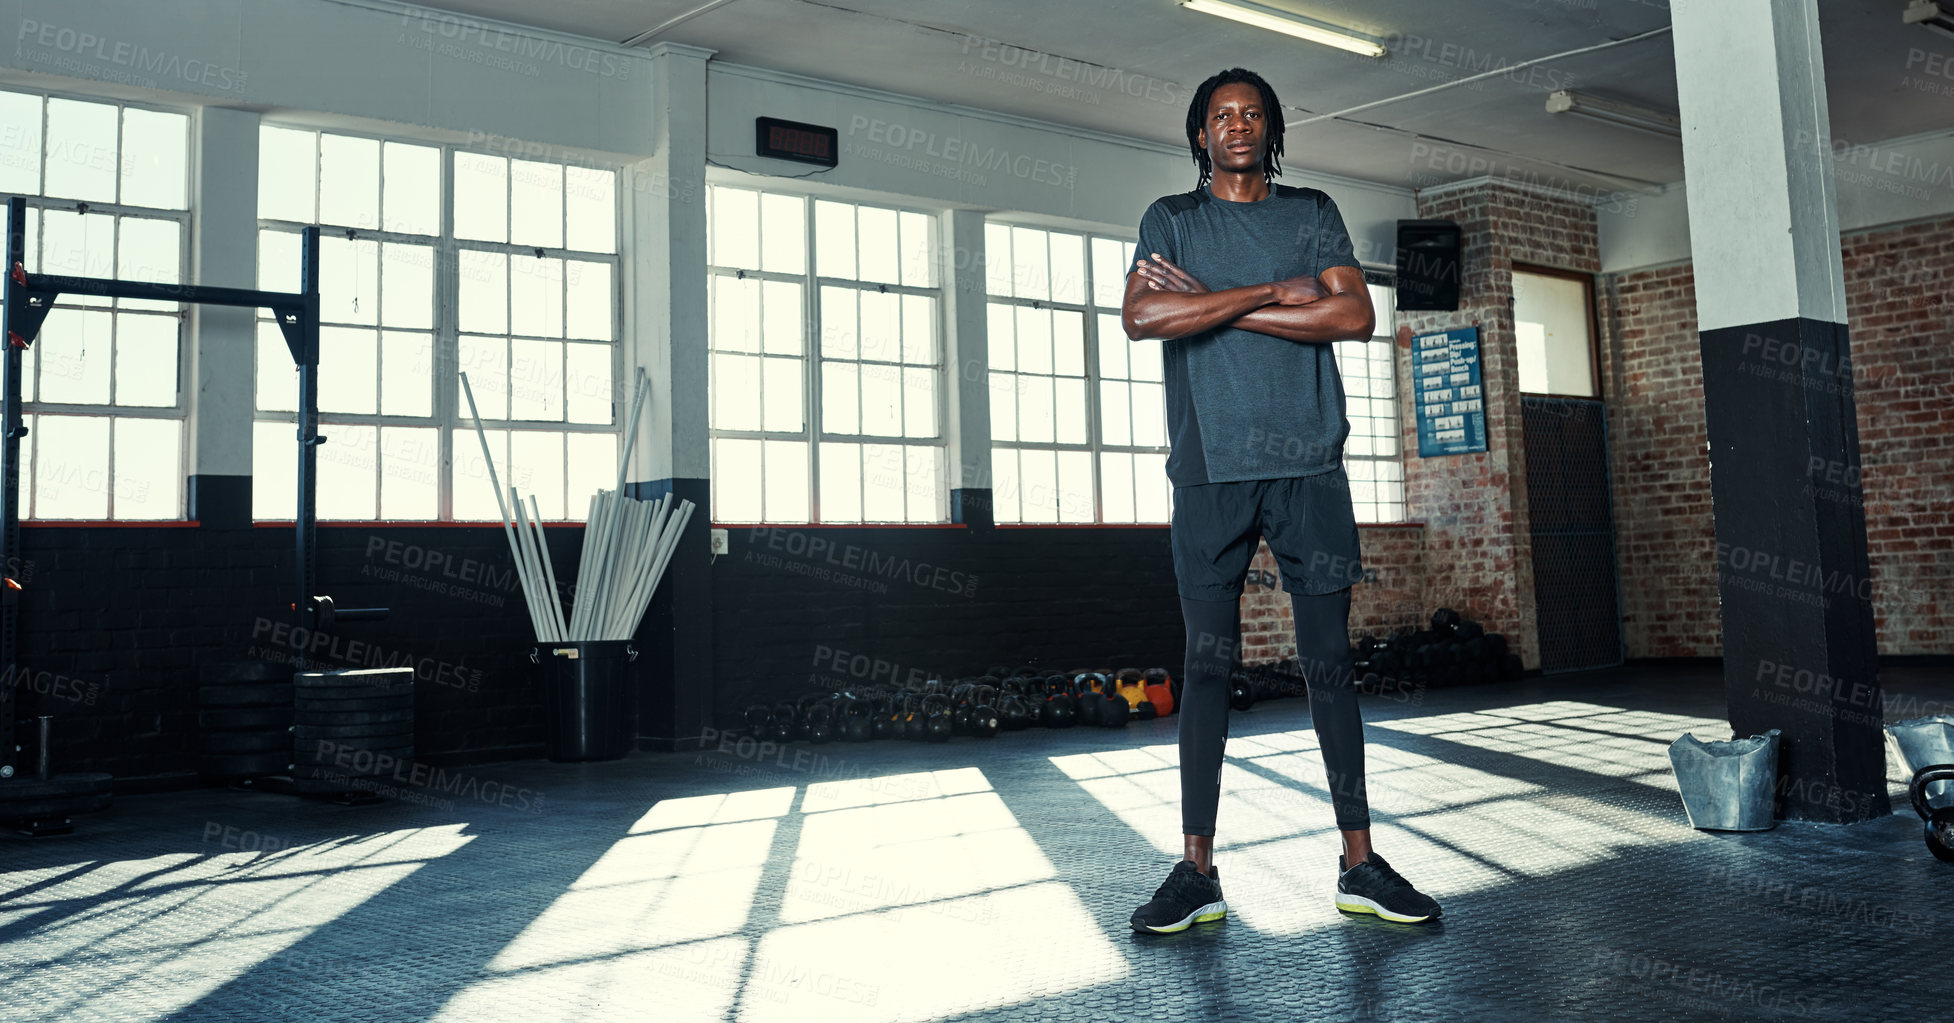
[1335,893,1436,924]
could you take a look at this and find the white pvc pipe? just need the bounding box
[461,372,547,640]
[525,493,569,641]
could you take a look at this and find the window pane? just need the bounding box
[1011,227,1049,302]
[459,336,509,419]
[40,209,115,285]
[451,426,508,521]
[259,229,299,294]
[860,364,901,437]
[380,426,439,519]
[512,430,566,519]
[34,415,111,519]
[1055,377,1086,445]
[565,166,616,253]
[1135,453,1171,522]
[381,331,433,417]
[0,91,43,195]
[318,134,380,230]
[819,286,855,360]
[510,338,563,421]
[761,280,801,356]
[712,353,760,432]
[459,250,508,334]
[1057,450,1092,522]
[565,343,612,425]
[566,260,613,341]
[1049,232,1085,305]
[116,216,181,312]
[1019,376,1054,443]
[819,442,861,522]
[1098,314,1128,378]
[257,323,296,412]
[712,187,759,269]
[114,418,179,519]
[899,210,933,287]
[991,449,1019,523]
[859,290,899,364]
[814,200,854,279]
[1129,337,1164,383]
[37,308,112,404]
[762,357,802,433]
[1131,383,1167,447]
[1100,452,1135,524]
[259,126,315,223]
[987,304,1015,372]
[1100,380,1131,446]
[320,236,379,325]
[856,207,899,285]
[566,433,616,519]
[510,255,565,338]
[119,108,188,210]
[901,295,934,365]
[1017,448,1056,523]
[714,274,759,354]
[510,160,564,249]
[114,314,177,407]
[1016,307,1051,376]
[1513,271,1595,396]
[311,424,375,519]
[760,192,806,275]
[823,362,859,435]
[1052,310,1084,377]
[1091,237,1127,308]
[905,445,942,521]
[861,443,903,521]
[319,326,378,414]
[382,141,441,236]
[988,373,1017,444]
[44,98,118,203]
[381,242,434,329]
[453,152,507,242]
[985,222,1013,297]
[765,440,809,522]
[902,367,935,439]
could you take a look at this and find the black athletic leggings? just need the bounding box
[1178,589,1369,836]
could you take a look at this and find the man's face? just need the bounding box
[1199,82,1267,177]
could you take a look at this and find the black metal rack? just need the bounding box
[0,194,377,781]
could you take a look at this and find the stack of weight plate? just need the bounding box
[291,668,414,796]
[197,660,296,780]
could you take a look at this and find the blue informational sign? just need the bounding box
[1412,326,1488,457]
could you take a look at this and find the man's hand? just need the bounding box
[1135,254,1210,294]
[1268,274,1329,306]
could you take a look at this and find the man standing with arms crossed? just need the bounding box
[1122,68,1441,932]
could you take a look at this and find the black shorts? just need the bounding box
[1170,470,1363,601]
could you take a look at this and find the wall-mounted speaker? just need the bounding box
[1395,220,1462,311]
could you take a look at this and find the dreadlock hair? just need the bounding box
[1185,68,1284,189]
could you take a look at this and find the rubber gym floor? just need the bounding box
[1,663,1947,1023]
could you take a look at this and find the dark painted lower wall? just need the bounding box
[708,523,1184,723]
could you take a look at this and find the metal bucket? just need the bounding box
[1888,716,1954,805]
[1668,729,1781,831]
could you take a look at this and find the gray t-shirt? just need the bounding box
[1134,183,1362,487]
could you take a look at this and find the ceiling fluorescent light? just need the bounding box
[1545,90,1681,139]
[1179,0,1386,58]
[1905,0,1954,41]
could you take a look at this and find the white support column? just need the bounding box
[186,106,259,526]
[941,208,993,525]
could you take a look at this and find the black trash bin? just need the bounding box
[537,641,636,762]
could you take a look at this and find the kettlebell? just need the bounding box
[999,694,1032,730]
[967,704,1000,738]
[1101,692,1131,728]
[1909,764,1954,863]
[743,704,772,736]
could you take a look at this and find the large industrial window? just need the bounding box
[252,127,621,521]
[1513,267,1597,398]
[987,223,1171,524]
[705,186,947,524]
[1341,281,1405,524]
[0,89,189,520]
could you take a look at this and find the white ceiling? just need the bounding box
[400,0,1954,196]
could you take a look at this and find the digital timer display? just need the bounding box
[755,117,838,167]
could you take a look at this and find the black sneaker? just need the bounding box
[1334,853,1441,923]
[1129,860,1227,934]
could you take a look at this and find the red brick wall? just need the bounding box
[1396,183,1601,669]
[1238,525,1427,664]
[1600,217,1954,656]
[1597,263,1720,656]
